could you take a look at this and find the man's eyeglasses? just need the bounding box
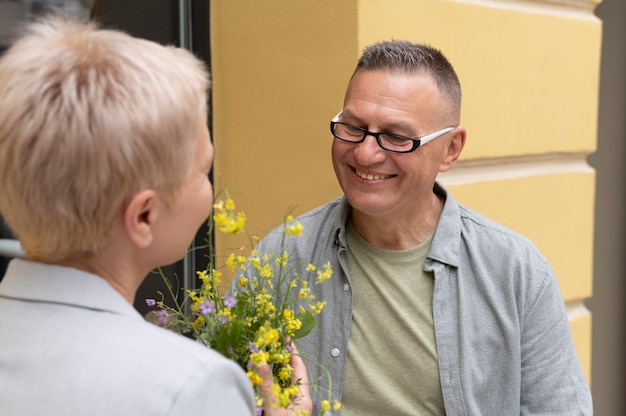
[330,112,456,154]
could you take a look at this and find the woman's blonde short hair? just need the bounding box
[0,17,211,261]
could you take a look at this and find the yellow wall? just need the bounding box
[211,0,600,383]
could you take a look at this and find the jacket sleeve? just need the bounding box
[519,266,593,415]
[167,357,256,416]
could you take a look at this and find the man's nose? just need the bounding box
[354,133,385,162]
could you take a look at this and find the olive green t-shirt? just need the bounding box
[340,222,445,415]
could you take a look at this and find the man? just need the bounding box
[0,17,308,416]
[252,41,592,415]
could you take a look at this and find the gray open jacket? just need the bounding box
[253,183,592,415]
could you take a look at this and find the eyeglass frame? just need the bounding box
[330,112,457,154]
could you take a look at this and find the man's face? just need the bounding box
[331,69,454,220]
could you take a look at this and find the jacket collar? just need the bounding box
[429,182,461,268]
[334,181,461,268]
[0,259,142,319]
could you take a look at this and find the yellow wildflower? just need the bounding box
[187,290,200,304]
[192,316,205,329]
[251,256,261,269]
[278,366,292,382]
[298,281,310,299]
[275,251,289,267]
[310,301,327,315]
[224,198,236,210]
[316,261,333,284]
[247,370,263,386]
[256,325,280,348]
[284,220,304,236]
[214,270,222,284]
[196,270,209,284]
[271,352,291,366]
[259,263,273,279]
[249,350,270,366]
[276,384,299,408]
[288,318,302,333]
[226,253,237,271]
[213,208,246,235]
[217,308,233,323]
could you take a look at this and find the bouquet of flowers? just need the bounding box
[146,193,340,415]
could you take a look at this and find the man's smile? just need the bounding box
[354,168,395,181]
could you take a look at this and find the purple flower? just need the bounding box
[145,298,156,307]
[218,314,229,325]
[286,343,296,354]
[156,310,169,325]
[249,342,260,353]
[256,407,263,416]
[224,295,237,308]
[199,299,215,316]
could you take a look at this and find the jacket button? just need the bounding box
[331,348,340,357]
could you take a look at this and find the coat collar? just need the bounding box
[0,259,142,319]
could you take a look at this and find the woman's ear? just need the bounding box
[439,127,466,172]
[124,189,158,249]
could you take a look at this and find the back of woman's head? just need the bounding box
[0,16,211,262]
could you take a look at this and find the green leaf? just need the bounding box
[293,310,317,339]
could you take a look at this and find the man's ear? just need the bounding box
[439,127,466,172]
[124,189,158,249]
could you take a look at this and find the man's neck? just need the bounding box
[350,192,444,250]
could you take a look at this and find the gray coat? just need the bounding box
[0,259,255,416]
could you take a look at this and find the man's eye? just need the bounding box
[380,134,414,151]
[344,125,362,135]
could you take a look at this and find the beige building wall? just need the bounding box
[211,0,600,385]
